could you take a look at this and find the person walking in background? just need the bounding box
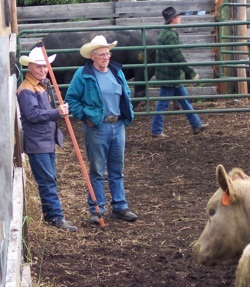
[17,47,78,232]
[151,6,209,138]
[65,35,138,224]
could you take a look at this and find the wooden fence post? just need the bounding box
[0,36,13,221]
[215,0,249,98]
[10,0,18,34]
[236,0,248,104]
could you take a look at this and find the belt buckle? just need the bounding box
[105,115,118,124]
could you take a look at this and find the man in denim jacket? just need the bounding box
[66,35,137,224]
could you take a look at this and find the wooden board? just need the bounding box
[0,36,13,220]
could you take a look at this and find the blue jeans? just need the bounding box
[28,153,64,225]
[151,85,202,135]
[83,121,128,214]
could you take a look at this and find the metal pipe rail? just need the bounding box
[133,94,250,102]
[136,108,250,116]
[17,20,250,37]
[17,20,250,116]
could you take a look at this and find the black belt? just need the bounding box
[103,115,123,124]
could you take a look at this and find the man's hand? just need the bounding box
[58,103,69,116]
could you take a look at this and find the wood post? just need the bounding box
[10,0,18,34]
[215,0,248,99]
[214,0,232,94]
[236,0,248,104]
[0,36,13,221]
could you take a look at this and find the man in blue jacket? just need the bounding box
[66,35,137,224]
[17,47,78,231]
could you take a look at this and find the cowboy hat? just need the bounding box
[80,35,117,59]
[19,47,56,66]
[162,7,182,24]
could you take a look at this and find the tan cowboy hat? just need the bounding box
[80,35,117,59]
[19,47,56,66]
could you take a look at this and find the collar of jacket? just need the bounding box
[26,72,47,89]
[82,60,123,76]
[164,26,178,33]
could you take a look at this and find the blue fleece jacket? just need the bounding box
[65,60,134,127]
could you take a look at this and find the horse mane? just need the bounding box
[228,168,250,181]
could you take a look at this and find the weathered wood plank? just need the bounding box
[180,34,215,44]
[115,0,215,17]
[17,2,116,22]
[0,36,13,221]
[18,15,214,34]
[18,19,115,33]
[116,15,215,30]
[5,167,24,287]
[17,0,214,23]
[9,33,16,75]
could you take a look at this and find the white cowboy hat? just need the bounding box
[19,47,56,66]
[80,35,117,59]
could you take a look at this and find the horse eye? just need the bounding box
[208,209,216,217]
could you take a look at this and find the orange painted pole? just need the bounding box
[39,41,105,228]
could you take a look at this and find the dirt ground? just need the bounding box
[25,99,250,287]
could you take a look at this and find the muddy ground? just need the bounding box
[25,99,250,287]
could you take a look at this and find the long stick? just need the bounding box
[38,41,105,228]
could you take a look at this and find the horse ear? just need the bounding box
[216,165,229,192]
[216,165,236,206]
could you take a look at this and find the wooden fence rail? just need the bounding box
[17,0,215,31]
[0,33,25,286]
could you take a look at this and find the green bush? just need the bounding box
[17,0,111,7]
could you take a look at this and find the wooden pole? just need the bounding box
[0,0,3,35]
[236,0,248,104]
[214,0,232,94]
[10,0,18,34]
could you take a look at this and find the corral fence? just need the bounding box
[0,32,27,286]
[17,1,250,116]
[0,0,27,282]
[17,0,217,112]
[2,0,250,286]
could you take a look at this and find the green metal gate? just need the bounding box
[17,20,250,116]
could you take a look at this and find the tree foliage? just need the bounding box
[17,0,111,7]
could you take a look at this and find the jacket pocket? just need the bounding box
[32,124,52,134]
